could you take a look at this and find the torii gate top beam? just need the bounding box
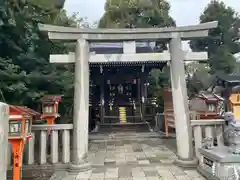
[38,21,218,41]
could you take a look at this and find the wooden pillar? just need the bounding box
[137,78,141,103]
[100,65,105,124]
[140,65,145,121]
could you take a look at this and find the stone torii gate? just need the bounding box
[39,21,218,173]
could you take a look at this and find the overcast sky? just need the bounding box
[64,0,239,26]
[64,0,239,50]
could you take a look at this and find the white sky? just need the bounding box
[64,0,240,50]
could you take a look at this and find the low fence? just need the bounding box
[8,124,73,166]
[160,110,200,136]
[191,119,225,159]
[155,113,225,160]
[7,116,226,176]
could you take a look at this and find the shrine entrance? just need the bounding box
[39,21,217,168]
[103,67,141,124]
[90,62,162,124]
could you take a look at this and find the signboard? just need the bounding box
[203,157,213,168]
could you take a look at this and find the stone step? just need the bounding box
[7,165,54,180]
[98,122,151,133]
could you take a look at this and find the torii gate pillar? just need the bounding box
[169,34,197,167]
[68,39,91,172]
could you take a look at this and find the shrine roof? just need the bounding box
[189,98,207,111]
[40,95,63,102]
[197,91,223,101]
[216,74,240,83]
[232,85,240,92]
[189,91,223,111]
[9,105,41,117]
[18,106,41,117]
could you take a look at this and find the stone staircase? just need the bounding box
[119,107,127,123]
[98,122,151,133]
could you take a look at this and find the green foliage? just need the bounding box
[148,66,170,95]
[4,0,239,115]
[186,63,212,97]
[27,0,65,9]
[190,0,239,75]
[99,0,175,28]
[209,45,236,74]
[99,0,175,106]
[148,66,170,111]
[0,0,86,116]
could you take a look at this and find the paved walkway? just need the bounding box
[73,132,206,180]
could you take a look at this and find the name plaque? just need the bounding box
[203,157,213,168]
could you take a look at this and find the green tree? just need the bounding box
[99,0,176,106]
[0,0,89,117]
[190,0,239,75]
[186,62,212,97]
[27,0,65,9]
[99,0,175,28]
[99,0,175,51]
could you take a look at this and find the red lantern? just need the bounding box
[8,106,39,180]
[40,95,63,125]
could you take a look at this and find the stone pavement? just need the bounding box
[56,132,206,180]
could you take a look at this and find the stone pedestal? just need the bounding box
[198,147,240,180]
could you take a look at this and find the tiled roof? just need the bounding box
[198,91,223,101]
[216,74,240,83]
[40,95,63,102]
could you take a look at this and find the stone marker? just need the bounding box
[0,102,9,180]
